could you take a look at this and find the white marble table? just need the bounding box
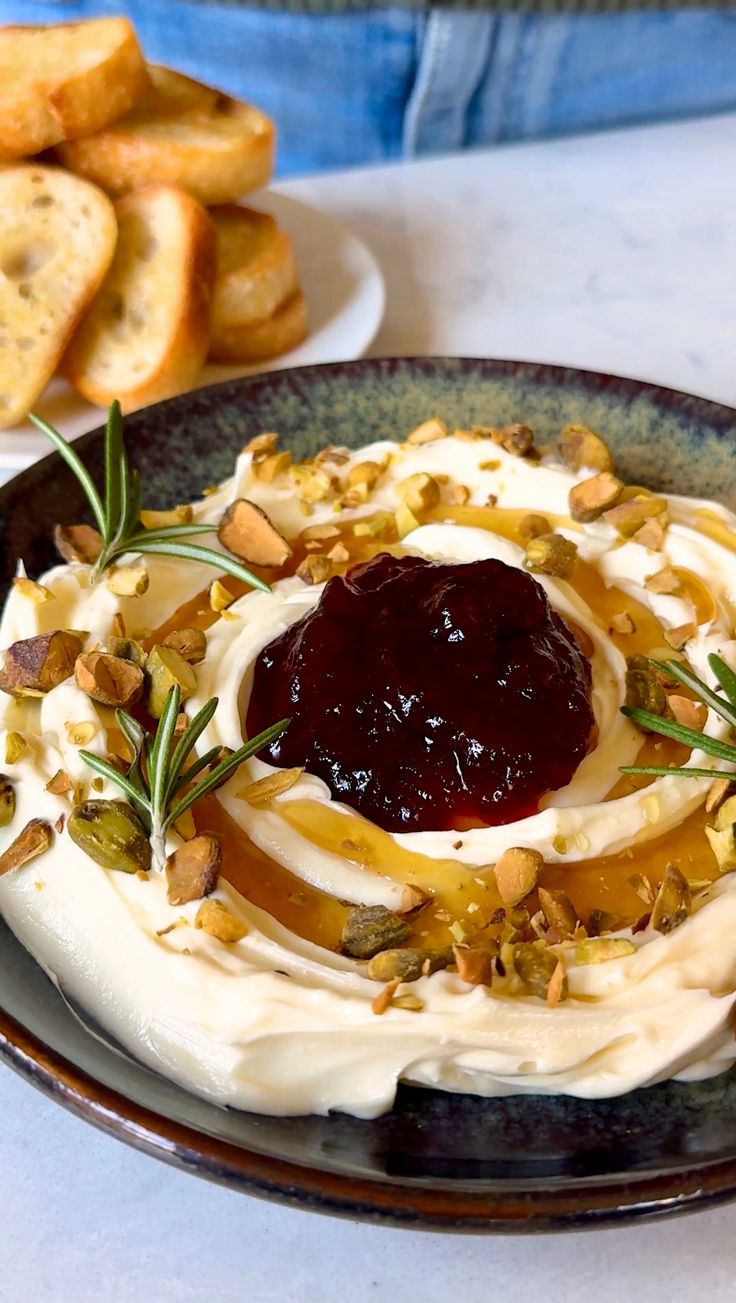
[3,111,736,1302]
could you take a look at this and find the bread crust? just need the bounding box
[0,164,117,429]
[64,185,217,412]
[56,66,275,205]
[0,19,149,159]
[209,290,308,364]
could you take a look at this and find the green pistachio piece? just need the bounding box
[575,937,636,965]
[161,627,208,665]
[650,864,691,934]
[68,799,151,874]
[145,645,197,719]
[341,905,411,960]
[367,946,453,983]
[513,942,561,999]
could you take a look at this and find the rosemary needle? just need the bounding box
[29,401,269,592]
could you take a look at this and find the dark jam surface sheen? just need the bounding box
[246,554,595,833]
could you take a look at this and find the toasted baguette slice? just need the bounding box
[64,185,216,411]
[211,205,298,330]
[0,166,116,429]
[0,19,149,160]
[56,65,275,205]
[209,290,307,364]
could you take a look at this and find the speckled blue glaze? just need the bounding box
[3,358,736,1232]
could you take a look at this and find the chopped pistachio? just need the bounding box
[0,775,15,827]
[493,847,543,907]
[633,516,666,550]
[347,461,383,492]
[160,627,207,666]
[603,495,668,538]
[371,978,401,1015]
[4,732,26,765]
[624,662,668,718]
[392,993,424,1012]
[664,623,696,651]
[546,960,567,1008]
[395,500,420,539]
[252,451,292,483]
[166,834,222,906]
[705,777,733,815]
[610,611,636,635]
[397,472,441,513]
[667,694,707,732]
[513,943,563,1000]
[367,946,453,983]
[645,566,683,596]
[106,564,149,597]
[237,767,303,807]
[243,431,279,458]
[45,769,72,795]
[479,459,501,473]
[0,630,83,696]
[74,650,144,710]
[453,944,496,986]
[209,579,234,613]
[558,424,613,473]
[525,533,577,580]
[406,418,447,445]
[53,523,103,565]
[341,905,411,960]
[65,720,96,747]
[302,524,341,542]
[68,800,151,874]
[495,423,535,456]
[327,541,350,564]
[538,887,577,937]
[195,898,247,943]
[629,873,655,906]
[518,513,551,544]
[139,504,193,529]
[217,498,292,567]
[587,909,621,937]
[705,795,736,872]
[296,554,333,585]
[568,472,624,523]
[575,937,636,964]
[0,818,52,875]
[13,576,53,604]
[173,808,196,840]
[552,834,568,855]
[145,645,196,719]
[650,863,691,934]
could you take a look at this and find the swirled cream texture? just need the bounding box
[2,428,736,1117]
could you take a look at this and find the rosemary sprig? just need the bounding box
[79,685,288,869]
[620,652,736,781]
[29,401,269,592]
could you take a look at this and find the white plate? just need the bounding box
[0,192,385,475]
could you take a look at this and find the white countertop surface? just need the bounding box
[3,111,736,1301]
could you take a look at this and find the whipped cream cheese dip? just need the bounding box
[3,417,736,1118]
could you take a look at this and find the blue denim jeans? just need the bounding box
[8,1,736,174]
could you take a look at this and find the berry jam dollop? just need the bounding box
[246,553,595,833]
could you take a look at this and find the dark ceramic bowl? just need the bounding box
[3,358,736,1233]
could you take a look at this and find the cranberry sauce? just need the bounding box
[246,553,595,833]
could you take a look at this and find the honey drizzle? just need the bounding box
[150,502,715,949]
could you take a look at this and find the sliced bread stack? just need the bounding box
[0,17,306,429]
